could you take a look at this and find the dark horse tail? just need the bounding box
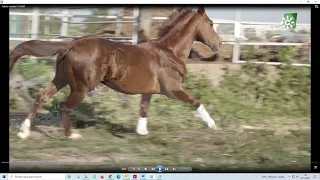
[9,40,70,72]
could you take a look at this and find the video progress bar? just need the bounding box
[1,162,60,164]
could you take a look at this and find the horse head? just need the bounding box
[158,7,222,52]
[195,7,222,52]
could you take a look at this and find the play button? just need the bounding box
[156,166,164,173]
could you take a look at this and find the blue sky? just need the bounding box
[205,7,310,23]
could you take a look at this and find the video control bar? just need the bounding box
[126,166,192,173]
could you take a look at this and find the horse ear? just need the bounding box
[175,7,186,12]
[176,7,184,11]
[198,7,205,15]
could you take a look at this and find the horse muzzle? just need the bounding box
[211,42,221,52]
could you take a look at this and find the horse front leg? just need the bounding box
[136,94,152,135]
[165,86,217,130]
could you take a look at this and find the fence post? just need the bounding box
[232,8,242,63]
[60,9,69,37]
[44,16,50,35]
[131,7,140,45]
[213,24,218,32]
[115,8,124,36]
[137,7,152,43]
[31,8,40,40]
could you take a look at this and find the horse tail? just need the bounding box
[9,40,70,73]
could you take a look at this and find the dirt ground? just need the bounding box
[9,120,310,172]
[9,82,310,172]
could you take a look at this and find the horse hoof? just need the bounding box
[87,90,100,97]
[17,131,30,139]
[68,133,82,139]
[136,129,149,136]
[208,121,217,130]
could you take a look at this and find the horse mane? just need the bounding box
[157,8,196,38]
[154,8,199,82]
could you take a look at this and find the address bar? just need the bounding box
[8,174,65,180]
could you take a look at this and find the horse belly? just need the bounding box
[102,71,160,95]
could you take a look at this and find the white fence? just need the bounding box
[9,8,311,67]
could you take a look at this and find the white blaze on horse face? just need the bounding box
[196,104,216,129]
[17,119,31,139]
[136,117,149,135]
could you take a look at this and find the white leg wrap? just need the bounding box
[196,104,216,129]
[17,119,31,139]
[68,133,82,139]
[136,117,149,135]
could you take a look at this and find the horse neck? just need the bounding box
[161,13,202,60]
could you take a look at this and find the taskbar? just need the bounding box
[0,173,319,180]
[8,164,318,173]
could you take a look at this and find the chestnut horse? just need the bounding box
[9,7,221,139]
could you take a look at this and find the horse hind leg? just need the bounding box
[60,89,88,139]
[87,65,109,97]
[87,85,100,97]
[17,78,67,139]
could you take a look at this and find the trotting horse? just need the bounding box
[9,7,221,139]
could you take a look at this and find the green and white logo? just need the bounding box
[281,13,297,29]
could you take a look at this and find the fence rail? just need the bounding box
[9,8,311,67]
